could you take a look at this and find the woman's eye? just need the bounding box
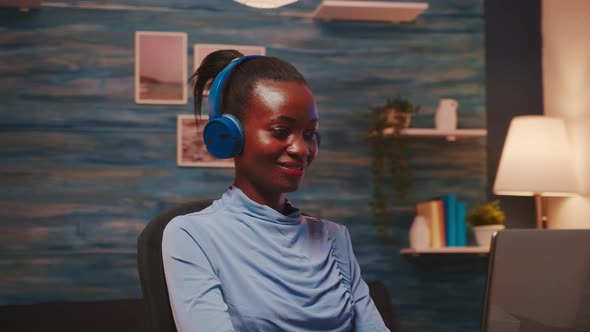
[304,130,318,141]
[272,128,289,139]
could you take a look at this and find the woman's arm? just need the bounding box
[162,218,235,332]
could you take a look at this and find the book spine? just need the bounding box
[436,200,446,246]
[456,201,467,246]
[442,194,457,246]
[415,200,446,248]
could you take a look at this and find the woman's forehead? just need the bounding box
[247,80,318,122]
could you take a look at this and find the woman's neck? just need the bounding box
[232,183,286,214]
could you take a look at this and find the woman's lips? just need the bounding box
[277,162,305,176]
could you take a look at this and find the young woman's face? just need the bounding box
[234,80,319,198]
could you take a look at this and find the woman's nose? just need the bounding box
[286,134,312,158]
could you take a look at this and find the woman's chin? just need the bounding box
[278,179,304,193]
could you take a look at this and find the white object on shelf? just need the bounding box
[379,127,487,141]
[409,216,430,250]
[400,246,490,255]
[435,98,458,131]
[312,1,429,23]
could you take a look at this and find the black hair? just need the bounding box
[189,50,307,122]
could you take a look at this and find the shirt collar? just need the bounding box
[222,186,302,225]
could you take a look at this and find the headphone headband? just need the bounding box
[208,55,265,119]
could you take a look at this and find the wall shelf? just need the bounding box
[311,1,429,23]
[400,246,489,255]
[380,127,487,141]
[0,0,41,10]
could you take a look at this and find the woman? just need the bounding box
[162,50,390,332]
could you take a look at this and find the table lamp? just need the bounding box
[493,115,578,229]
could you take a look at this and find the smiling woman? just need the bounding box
[161,50,390,332]
[234,80,318,204]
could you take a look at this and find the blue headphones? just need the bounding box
[203,55,264,159]
[203,54,320,158]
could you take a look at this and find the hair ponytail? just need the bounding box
[189,49,243,121]
[189,49,307,123]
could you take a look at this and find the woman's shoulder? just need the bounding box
[162,199,232,251]
[164,199,226,232]
[302,214,350,240]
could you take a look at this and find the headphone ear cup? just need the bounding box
[203,114,244,159]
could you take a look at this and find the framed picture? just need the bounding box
[135,31,188,105]
[193,43,266,95]
[177,114,235,168]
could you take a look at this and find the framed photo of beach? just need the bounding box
[135,31,188,105]
[177,114,235,168]
[193,43,266,95]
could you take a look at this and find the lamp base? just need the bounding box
[534,194,547,229]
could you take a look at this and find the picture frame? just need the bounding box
[177,114,235,168]
[135,31,188,105]
[193,43,266,95]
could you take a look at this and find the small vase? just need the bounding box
[435,98,458,131]
[409,216,430,249]
[385,108,412,128]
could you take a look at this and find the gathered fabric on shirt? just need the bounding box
[162,186,389,332]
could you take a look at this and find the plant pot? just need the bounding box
[384,108,412,128]
[473,224,505,247]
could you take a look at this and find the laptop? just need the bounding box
[481,229,590,332]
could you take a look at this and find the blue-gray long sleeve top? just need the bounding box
[162,186,390,332]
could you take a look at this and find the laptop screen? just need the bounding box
[481,229,590,332]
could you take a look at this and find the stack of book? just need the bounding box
[415,194,467,248]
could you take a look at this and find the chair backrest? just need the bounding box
[137,199,214,332]
[137,200,396,332]
[368,280,397,331]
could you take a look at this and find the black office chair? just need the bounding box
[137,200,396,332]
[368,280,397,331]
[137,199,214,332]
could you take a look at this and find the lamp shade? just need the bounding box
[233,0,298,8]
[493,115,578,196]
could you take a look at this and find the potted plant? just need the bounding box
[366,97,420,241]
[367,97,420,202]
[467,200,506,247]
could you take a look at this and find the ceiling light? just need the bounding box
[233,0,298,9]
